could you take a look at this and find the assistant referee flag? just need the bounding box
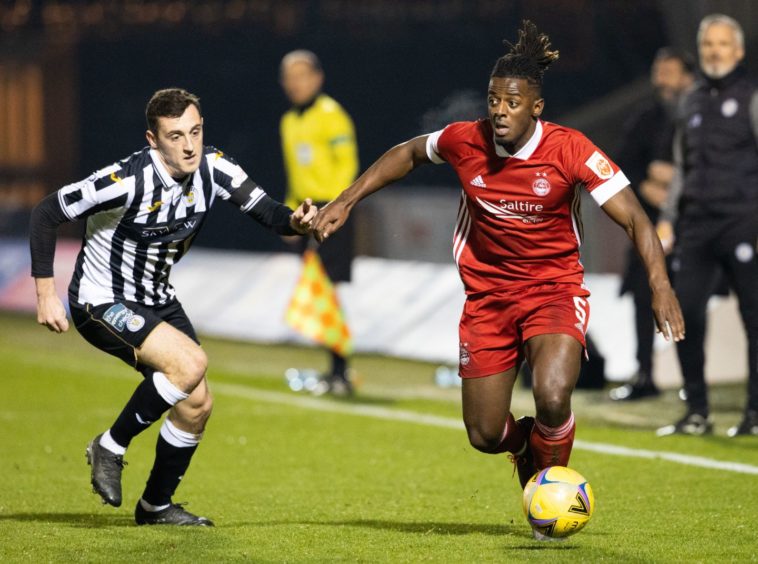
[285,250,353,356]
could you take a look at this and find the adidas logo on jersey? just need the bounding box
[470,175,486,188]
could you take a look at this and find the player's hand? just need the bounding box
[312,200,349,243]
[651,286,685,342]
[36,292,69,333]
[290,198,318,235]
[656,220,675,254]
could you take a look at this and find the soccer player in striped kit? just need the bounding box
[313,21,684,530]
[30,88,316,526]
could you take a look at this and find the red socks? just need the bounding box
[530,412,575,468]
[492,412,527,454]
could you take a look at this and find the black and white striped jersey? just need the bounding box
[48,145,291,307]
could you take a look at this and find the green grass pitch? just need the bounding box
[1,311,757,562]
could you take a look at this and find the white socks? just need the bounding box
[99,429,126,455]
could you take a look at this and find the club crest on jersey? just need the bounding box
[721,98,738,118]
[735,242,754,263]
[459,342,470,366]
[584,151,613,180]
[183,189,195,206]
[532,171,551,196]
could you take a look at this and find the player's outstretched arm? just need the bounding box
[29,193,71,333]
[313,135,431,242]
[600,186,685,342]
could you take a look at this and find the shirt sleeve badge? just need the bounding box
[584,151,613,180]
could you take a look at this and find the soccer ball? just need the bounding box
[522,466,594,539]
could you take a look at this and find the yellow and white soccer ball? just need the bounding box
[522,466,595,539]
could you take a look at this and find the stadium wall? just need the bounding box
[0,238,746,386]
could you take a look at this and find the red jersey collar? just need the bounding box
[493,119,543,160]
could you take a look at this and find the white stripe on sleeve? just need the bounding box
[591,171,630,206]
[425,130,446,164]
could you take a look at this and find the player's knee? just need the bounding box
[534,390,571,427]
[466,424,502,453]
[195,393,213,429]
[177,346,208,389]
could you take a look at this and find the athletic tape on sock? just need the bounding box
[159,418,201,448]
[152,371,189,406]
[535,412,575,440]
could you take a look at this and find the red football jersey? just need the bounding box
[426,119,629,295]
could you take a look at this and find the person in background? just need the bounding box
[656,14,758,437]
[279,50,359,396]
[609,48,695,401]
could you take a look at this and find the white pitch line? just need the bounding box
[212,382,758,476]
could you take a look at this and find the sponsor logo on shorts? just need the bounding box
[102,304,131,332]
[573,296,588,334]
[584,151,613,180]
[459,342,470,366]
[102,304,144,333]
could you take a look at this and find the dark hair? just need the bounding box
[145,88,202,133]
[654,47,696,75]
[491,20,559,91]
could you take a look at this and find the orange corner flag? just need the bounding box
[285,250,353,356]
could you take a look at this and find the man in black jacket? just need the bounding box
[609,48,695,402]
[656,14,758,437]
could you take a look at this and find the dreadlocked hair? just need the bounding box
[491,20,559,89]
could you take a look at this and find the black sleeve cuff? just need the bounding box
[30,192,70,277]
[246,193,298,235]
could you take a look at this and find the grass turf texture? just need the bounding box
[1,311,757,562]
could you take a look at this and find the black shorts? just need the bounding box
[70,299,198,373]
[295,201,354,283]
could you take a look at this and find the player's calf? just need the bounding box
[466,412,525,454]
[509,416,537,488]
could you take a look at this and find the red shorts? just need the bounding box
[458,283,590,378]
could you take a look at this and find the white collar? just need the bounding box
[493,119,543,160]
[149,148,189,189]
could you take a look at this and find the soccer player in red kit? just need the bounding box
[313,20,684,506]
